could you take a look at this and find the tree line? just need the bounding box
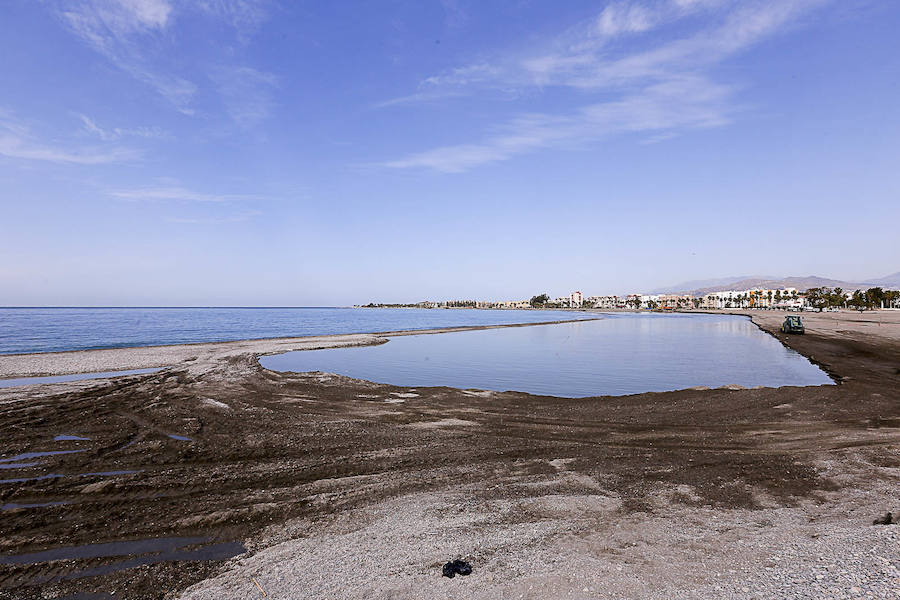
[805,287,899,310]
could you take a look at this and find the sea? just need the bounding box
[0,307,588,355]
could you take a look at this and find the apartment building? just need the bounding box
[701,288,803,310]
[585,295,619,309]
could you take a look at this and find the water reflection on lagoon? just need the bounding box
[260,313,834,398]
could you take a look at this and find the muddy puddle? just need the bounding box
[0,470,141,485]
[0,449,87,463]
[0,536,246,585]
[1,500,71,511]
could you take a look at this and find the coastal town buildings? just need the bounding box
[700,288,802,310]
[362,285,896,312]
[585,296,619,309]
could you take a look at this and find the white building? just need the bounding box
[570,291,583,308]
[702,288,803,310]
[585,295,619,309]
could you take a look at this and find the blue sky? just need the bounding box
[1,0,898,306]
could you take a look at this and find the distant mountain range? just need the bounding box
[650,272,900,296]
[872,271,900,287]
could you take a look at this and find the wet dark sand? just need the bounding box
[0,312,897,599]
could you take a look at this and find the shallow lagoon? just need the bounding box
[261,313,834,398]
[0,368,163,389]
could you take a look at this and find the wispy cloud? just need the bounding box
[198,0,269,42]
[109,186,264,203]
[440,0,469,29]
[78,114,167,141]
[166,209,263,224]
[376,64,501,109]
[57,1,272,120]
[385,75,734,172]
[59,0,197,113]
[111,183,267,224]
[381,0,827,172]
[211,66,278,128]
[373,89,469,109]
[0,109,136,165]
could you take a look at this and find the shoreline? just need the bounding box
[0,310,897,598]
[1,307,874,381]
[0,309,861,388]
[0,317,597,380]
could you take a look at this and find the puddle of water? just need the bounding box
[0,474,64,484]
[0,536,210,564]
[0,368,165,389]
[2,536,247,585]
[58,541,246,581]
[0,470,141,484]
[55,435,91,441]
[0,450,86,463]
[1,500,71,511]
[0,462,42,470]
[167,434,193,442]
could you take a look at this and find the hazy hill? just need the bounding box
[649,276,772,295]
[869,271,900,287]
[654,272,899,296]
[690,276,871,297]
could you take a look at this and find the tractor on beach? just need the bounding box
[781,315,805,334]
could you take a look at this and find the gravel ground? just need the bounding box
[179,463,898,600]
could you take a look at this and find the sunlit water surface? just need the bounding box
[260,313,834,397]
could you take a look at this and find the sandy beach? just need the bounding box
[0,311,897,599]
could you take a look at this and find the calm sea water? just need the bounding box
[260,313,834,397]
[0,307,588,355]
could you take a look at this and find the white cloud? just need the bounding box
[0,137,134,165]
[211,66,278,128]
[109,186,264,203]
[166,209,263,224]
[57,1,272,118]
[0,110,136,165]
[595,2,657,37]
[63,0,172,38]
[198,0,269,41]
[78,114,167,141]
[385,75,734,173]
[373,90,469,109]
[422,63,502,88]
[59,0,197,113]
[382,0,827,172]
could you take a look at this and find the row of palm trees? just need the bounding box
[806,287,900,310]
[715,289,801,309]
